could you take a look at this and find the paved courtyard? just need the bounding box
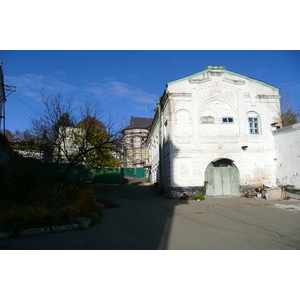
[0,183,299,250]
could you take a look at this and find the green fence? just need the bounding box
[72,166,121,184]
[122,167,145,178]
[36,163,122,185]
[36,163,145,184]
[92,168,121,184]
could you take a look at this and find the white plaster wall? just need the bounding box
[148,69,281,191]
[273,123,300,188]
[146,117,160,183]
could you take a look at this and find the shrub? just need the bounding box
[193,193,205,201]
[0,203,55,235]
[0,181,104,235]
[202,181,209,195]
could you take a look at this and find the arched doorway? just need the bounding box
[205,158,240,196]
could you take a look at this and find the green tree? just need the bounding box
[1,129,38,151]
[73,115,122,174]
[74,120,122,171]
[0,129,14,142]
[54,112,75,133]
[29,90,124,183]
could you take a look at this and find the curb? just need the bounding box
[51,224,80,232]
[0,224,81,239]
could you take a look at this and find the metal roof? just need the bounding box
[166,65,280,91]
[123,116,153,131]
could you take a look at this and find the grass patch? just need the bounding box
[193,193,205,201]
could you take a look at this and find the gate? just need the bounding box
[122,167,145,178]
[205,158,240,196]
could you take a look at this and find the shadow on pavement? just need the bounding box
[0,182,189,250]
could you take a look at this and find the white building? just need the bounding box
[58,126,81,155]
[146,65,281,197]
[273,123,300,190]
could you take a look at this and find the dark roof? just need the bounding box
[123,116,153,131]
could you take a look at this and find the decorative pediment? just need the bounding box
[167,65,279,91]
[223,78,245,85]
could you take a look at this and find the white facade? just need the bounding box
[146,66,281,197]
[58,127,81,155]
[273,123,300,189]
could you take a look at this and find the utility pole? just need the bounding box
[0,62,16,135]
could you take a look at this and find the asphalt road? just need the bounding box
[1,183,300,250]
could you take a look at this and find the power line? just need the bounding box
[12,93,36,112]
[0,62,16,134]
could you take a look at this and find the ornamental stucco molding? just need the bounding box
[223,78,246,85]
[256,94,281,99]
[169,93,192,101]
[169,93,192,97]
[188,78,211,84]
[209,71,224,76]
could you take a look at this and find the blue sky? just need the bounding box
[1,50,300,132]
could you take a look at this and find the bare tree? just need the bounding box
[29,90,125,184]
[277,89,299,127]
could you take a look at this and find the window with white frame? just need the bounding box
[248,117,260,134]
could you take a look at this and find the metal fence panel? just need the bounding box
[136,168,145,178]
[93,168,121,184]
[37,163,122,185]
[122,167,145,178]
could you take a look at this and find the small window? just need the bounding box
[249,117,259,134]
[222,117,234,123]
[201,116,215,123]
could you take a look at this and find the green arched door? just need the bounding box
[205,159,240,196]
